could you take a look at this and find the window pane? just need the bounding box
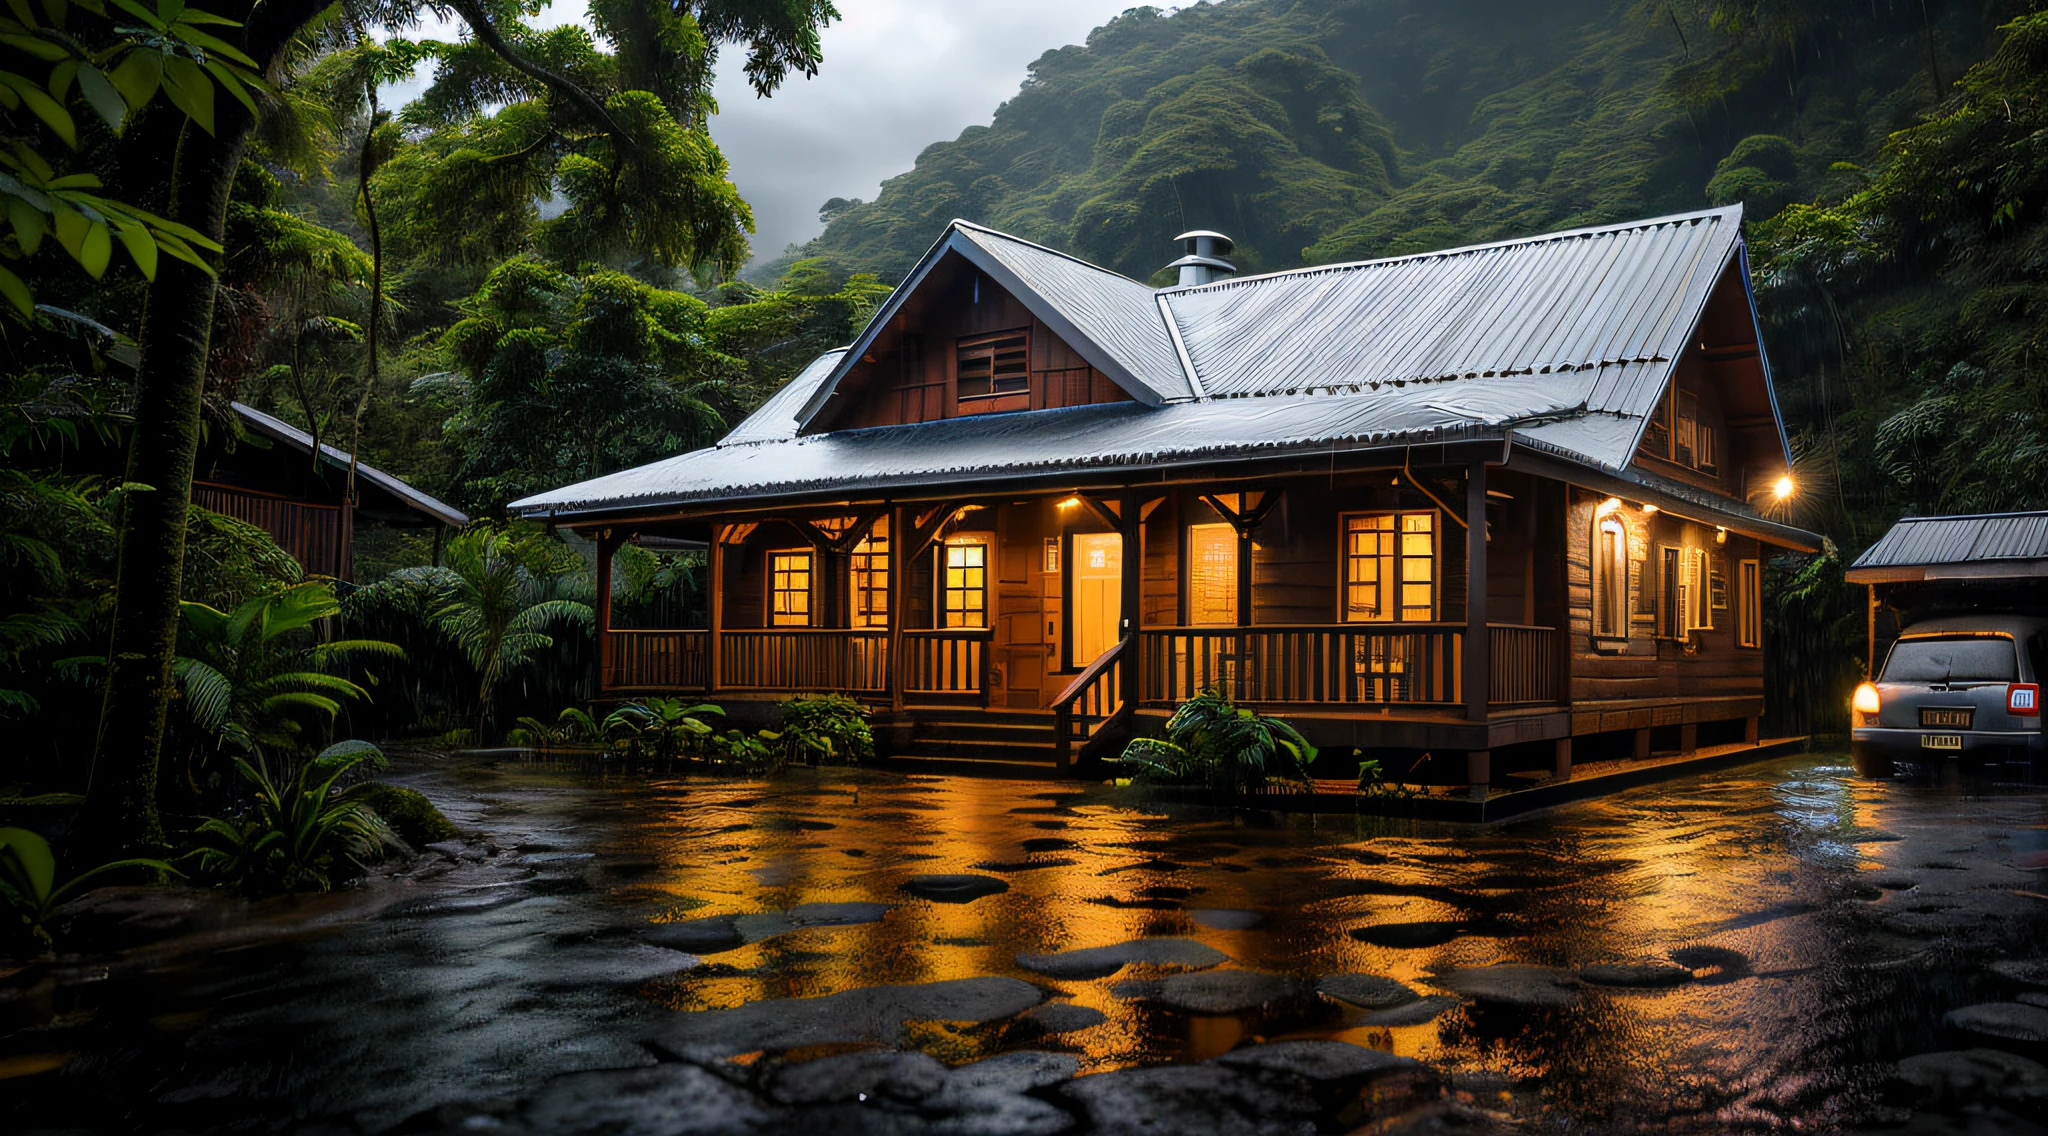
[1189,523,1237,625]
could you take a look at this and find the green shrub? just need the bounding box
[193,741,394,894]
[705,728,779,775]
[0,827,180,954]
[357,784,458,846]
[770,694,872,765]
[1109,689,1316,795]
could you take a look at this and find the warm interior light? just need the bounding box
[1852,682,1881,715]
[1056,496,1081,510]
[1773,475,1795,501]
[1594,496,1622,518]
[1641,503,1659,515]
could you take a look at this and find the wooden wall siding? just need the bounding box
[193,482,348,580]
[1563,485,1764,704]
[1630,260,1784,502]
[1232,474,1479,627]
[818,254,1133,432]
[1143,496,1178,628]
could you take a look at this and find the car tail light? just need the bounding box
[1852,683,1881,715]
[2010,683,2041,716]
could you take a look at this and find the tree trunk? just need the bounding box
[88,115,252,851]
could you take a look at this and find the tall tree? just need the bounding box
[86,0,839,851]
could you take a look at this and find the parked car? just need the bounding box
[1851,615,2045,778]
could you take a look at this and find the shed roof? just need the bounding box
[233,402,468,527]
[1846,510,2048,583]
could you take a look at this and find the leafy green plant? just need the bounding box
[770,694,871,766]
[173,580,403,759]
[0,826,179,953]
[704,728,779,775]
[1355,755,1418,803]
[1110,689,1317,795]
[512,706,602,749]
[192,740,394,894]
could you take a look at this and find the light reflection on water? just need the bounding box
[549,752,2044,1127]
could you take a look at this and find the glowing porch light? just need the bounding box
[1595,496,1622,518]
[1056,496,1081,510]
[1641,503,1659,515]
[1773,475,1795,501]
[1715,527,1727,544]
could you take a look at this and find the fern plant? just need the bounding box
[1111,689,1317,795]
[192,740,395,894]
[0,826,180,953]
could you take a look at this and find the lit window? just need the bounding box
[1343,512,1434,622]
[850,518,889,628]
[1737,559,1762,648]
[956,330,1029,401]
[769,550,812,626]
[1593,517,1628,638]
[941,540,987,628]
[1687,548,1711,631]
[1188,522,1237,626]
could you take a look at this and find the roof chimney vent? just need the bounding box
[1165,229,1236,288]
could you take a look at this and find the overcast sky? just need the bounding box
[393,0,1136,263]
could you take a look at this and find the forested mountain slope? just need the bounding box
[805,0,2017,281]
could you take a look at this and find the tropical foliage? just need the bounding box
[768,694,872,766]
[0,825,179,952]
[191,740,394,893]
[1112,690,1317,795]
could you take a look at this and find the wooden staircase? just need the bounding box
[888,708,1065,778]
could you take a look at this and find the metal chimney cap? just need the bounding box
[1173,229,1235,253]
[1165,254,1237,272]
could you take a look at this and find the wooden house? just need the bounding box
[198,402,468,580]
[511,206,1821,784]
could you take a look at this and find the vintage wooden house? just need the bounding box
[199,402,468,580]
[511,205,1822,784]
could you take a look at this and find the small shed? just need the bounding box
[1846,509,2048,674]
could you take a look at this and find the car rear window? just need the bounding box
[1882,637,2018,683]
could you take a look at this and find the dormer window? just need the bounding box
[957,329,1029,409]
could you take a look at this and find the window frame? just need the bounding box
[1338,510,1438,624]
[937,536,990,629]
[849,519,890,629]
[954,328,1031,405]
[1592,513,1629,644]
[767,548,814,627]
[1186,521,1239,627]
[1737,558,1762,649]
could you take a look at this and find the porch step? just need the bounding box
[884,706,1064,777]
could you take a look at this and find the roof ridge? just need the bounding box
[1891,509,2048,522]
[1161,205,1744,294]
[949,219,1148,288]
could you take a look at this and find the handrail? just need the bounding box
[1051,637,1125,710]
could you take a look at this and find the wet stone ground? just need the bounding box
[5,748,2048,1134]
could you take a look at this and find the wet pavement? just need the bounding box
[5,748,2048,1133]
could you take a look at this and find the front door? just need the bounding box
[1070,532,1122,669]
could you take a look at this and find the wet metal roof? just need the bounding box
[513,207,1802,545]
[1847,511,2048,582]
[234,403,468,527]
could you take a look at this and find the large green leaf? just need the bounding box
[0,826,55,902]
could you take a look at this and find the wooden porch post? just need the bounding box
[595,528,616,692]
[1464,456,1488,723]
[707,526,724,692]
[1120,487,1141,707]
[888,503,908,713]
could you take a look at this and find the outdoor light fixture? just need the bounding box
[1715,527,1727,544]
[1057,496,1080,510]
[1852,682,1881,717]
[1595,496,1622,518]
[1773,475,1795,501]
[1641,504,1659,515]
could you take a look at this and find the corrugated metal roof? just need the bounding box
[955,225,1189,401]
[232,403,467,527]
[1851,511,2048,571]
[720,348,847,444]
[1157,208,1736,409]
[511,206,1800,543]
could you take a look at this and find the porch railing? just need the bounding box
[720,629,889,692]
[1141,623,1562,708]
[1488,624,1562,704]
[1052,637,1125,763]
[194,481,346,579]
[902,628,991,696]
[606,629,710,690]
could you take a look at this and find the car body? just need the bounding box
[1851,614,2046,778]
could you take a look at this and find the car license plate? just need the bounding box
[1921,707,1972,728]
[1921,734,1963,750]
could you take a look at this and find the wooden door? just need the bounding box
[1072,532,1122,668]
